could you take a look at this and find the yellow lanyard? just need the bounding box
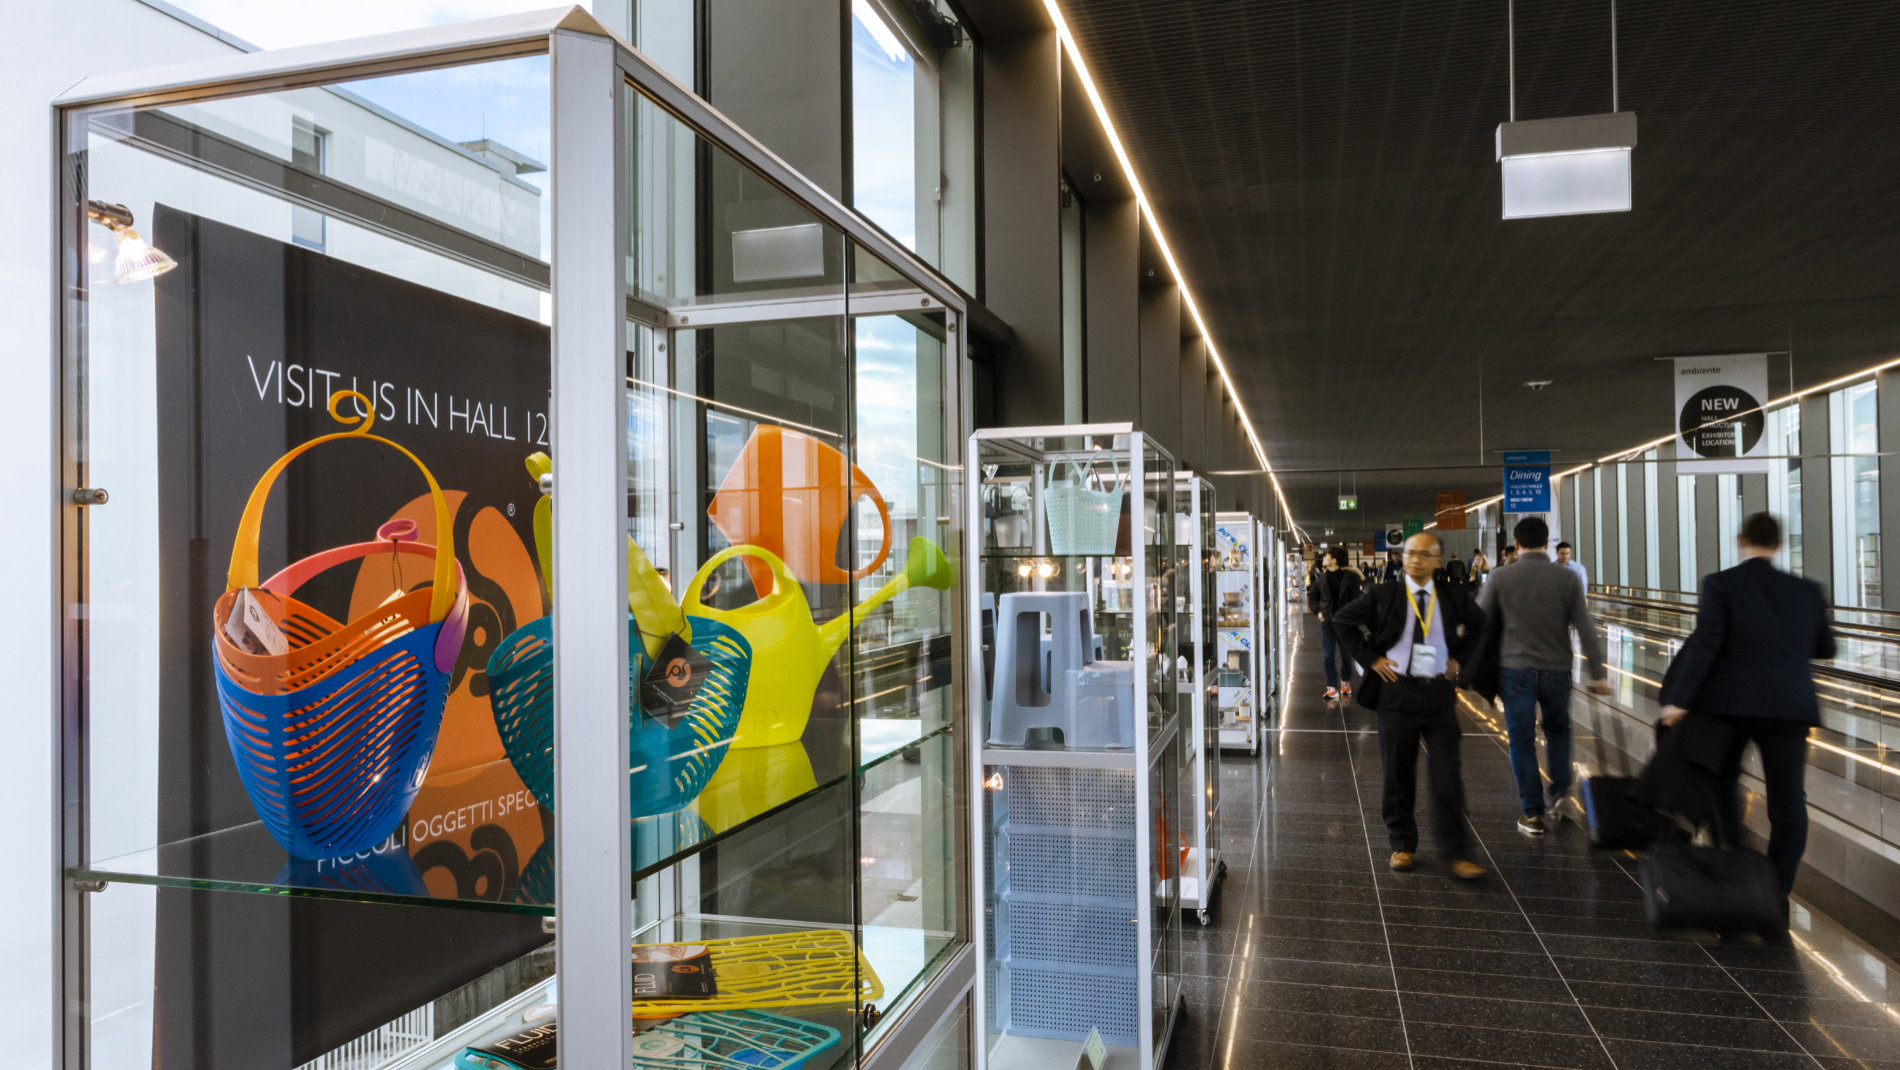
[1404,584,1437,642]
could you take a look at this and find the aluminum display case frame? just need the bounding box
[51,9,974,1069]
[1175,475,1222,924]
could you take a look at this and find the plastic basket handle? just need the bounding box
[846,463,895,582]
[226,390,457,625]
[1054,448,1122,497]
[682,543,803,618]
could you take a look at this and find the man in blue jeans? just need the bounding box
[1476,517,1612,834]
[1313,547,1364,700]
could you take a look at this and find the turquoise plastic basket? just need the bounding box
[486,614,750,817]
[454,1009,840,1070]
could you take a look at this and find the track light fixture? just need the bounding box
[1498,0,1637,219]
[86,200,177,283]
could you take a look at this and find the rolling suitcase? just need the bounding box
[1581,775,1664,849]
[1639,842,1785,936]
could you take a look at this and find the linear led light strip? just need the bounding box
[1463,355,1900,515]
[1040,0,1305,542]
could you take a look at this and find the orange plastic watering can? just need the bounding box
[683,536,952,748]
[707,426,893,593]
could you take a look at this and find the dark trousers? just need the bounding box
[1319,622,1351,690]
[1712,717,1811,898]
[1498,666,1574,815]
[1376,676,1468,857]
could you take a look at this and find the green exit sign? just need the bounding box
[1338,495,1358,510]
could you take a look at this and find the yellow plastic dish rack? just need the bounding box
[631,929,883,1016]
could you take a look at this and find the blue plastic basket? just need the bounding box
[487,614,751,817]
[211,394,469,860]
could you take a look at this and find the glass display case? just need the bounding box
[54,13,969,1070]
[967,426,1183,1070]
[1213,513,1261,754]
[1173,475,1222,923]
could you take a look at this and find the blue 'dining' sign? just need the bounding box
[1502,450,1551,512]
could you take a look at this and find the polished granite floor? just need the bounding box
[1164,615,1900,1070]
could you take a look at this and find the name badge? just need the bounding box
[1408,643,1439,678]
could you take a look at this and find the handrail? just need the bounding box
[1596,584,1900,632]
[1589,600,1900,700]
[1590,588,1900,641]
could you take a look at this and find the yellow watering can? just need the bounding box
[526,452,686,659]
[692,741,818,833]
[684,537,953,748]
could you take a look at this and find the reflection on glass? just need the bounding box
[848,0,975,287]
[1831,381,1881,608]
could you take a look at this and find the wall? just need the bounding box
[3,9,257,1066]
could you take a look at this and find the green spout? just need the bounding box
[817,537,954,655]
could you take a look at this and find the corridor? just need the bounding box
[1166,615,1900,1070]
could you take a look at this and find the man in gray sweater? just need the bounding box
[1476,516,1612,835]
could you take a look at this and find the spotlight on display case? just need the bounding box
[969,425,1184,1070]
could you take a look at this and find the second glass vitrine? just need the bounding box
[968,426,1183,1070]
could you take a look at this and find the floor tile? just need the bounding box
[1393,966,1576,1003]
[1391,943,1560,979]
[1205,1037,1411,1070]
[1398,991,1594,1035]
[1403,1021,1614,1068]
[1567,979,1769,1018]
[1551,955,1742,991]
[1601,1037,1824,1069]
[1584,1005,1806,1051]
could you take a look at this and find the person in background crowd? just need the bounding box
[1556,541,1589,591]
[1313,546,1364,701]
[1660,512,1835,899]
[1469,550,1490,591]
[1477,517,1611,835]
[1305,554,1326,614]
[1332,532,1487,880]
[1499,545,1518,568]
[1381,553,1403,583]
[1444,550,1470,589]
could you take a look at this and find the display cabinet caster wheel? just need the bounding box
[1196,909,1210,926]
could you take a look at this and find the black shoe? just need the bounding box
[1517,813,1547,836]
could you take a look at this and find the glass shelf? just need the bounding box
[388,915,904,1070]
[74,724,951,915]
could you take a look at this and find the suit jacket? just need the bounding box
[1331,577,1485,712]
[1657,557,1836,725]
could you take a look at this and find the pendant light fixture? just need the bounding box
[1497,0,1637,219]
[86,200,178,283]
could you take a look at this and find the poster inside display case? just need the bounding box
[59,16,968,1070]
[969,426,1183,1070]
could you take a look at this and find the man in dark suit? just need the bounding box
[1660,512,1836,897]
[1333,532,1488,879]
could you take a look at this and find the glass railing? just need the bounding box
[1581,591,1900,849]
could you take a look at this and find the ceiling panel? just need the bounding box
[1062,0,1900,538]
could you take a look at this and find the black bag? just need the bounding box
[1639,842,1784,935]
[1582,775,1664,849]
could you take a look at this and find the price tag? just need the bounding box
[1075,1028,1107,1070]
